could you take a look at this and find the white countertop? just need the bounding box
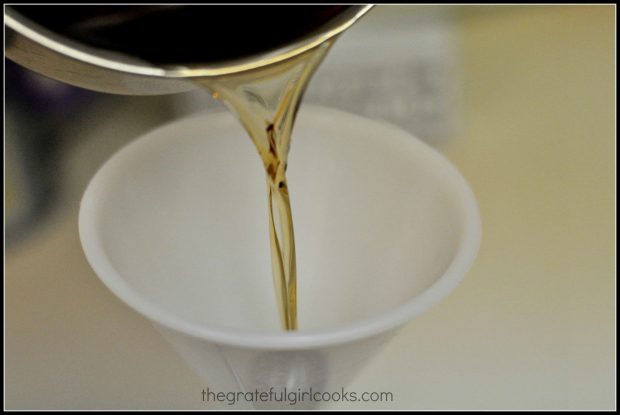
[5,6,615,410]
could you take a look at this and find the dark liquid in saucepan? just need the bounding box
[11,5,352,65]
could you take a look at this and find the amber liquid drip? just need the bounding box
[197,41,334,330]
